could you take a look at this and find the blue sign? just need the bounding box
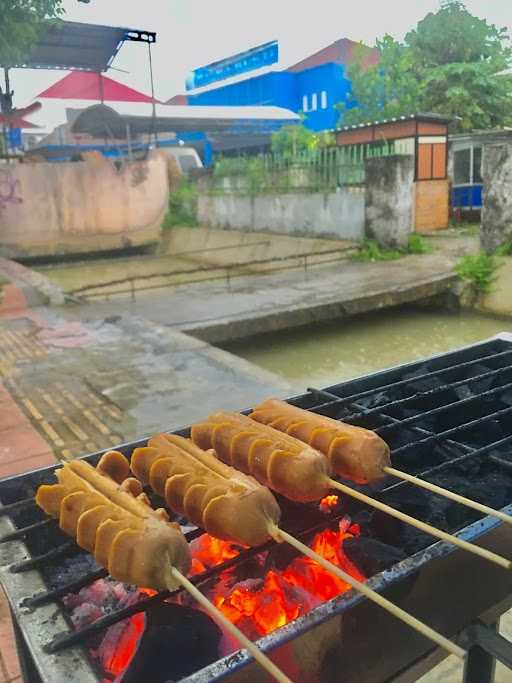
[8,127,22,148]
[186,41,278,91]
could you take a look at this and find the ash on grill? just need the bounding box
[2,334,512,683]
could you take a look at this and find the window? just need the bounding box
[311,93,317,111]
[302,94,308,112]
[454,148,471,185]
[473,146,483,184]
[453,145,482,185]
[321,90,327,109]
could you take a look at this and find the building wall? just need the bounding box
[0,151,168,258]
[197,188,365,241]
[188,63,351,132]
[297,63,351,131]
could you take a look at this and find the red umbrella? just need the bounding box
[38,71,158,103]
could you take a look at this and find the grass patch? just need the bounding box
[162,178,198,229]
[454,252,499,294]
[495,239,512,256]
[352,234,432,262]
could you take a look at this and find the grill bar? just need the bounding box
[392,405,512,457]
[10,542,75,574]
[306,348,512,412]
[343,364,512,422]
[2,336,512,683]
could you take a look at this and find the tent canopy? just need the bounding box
[38,72,157,103]
[3,21,156,72]
[71,103,300,138]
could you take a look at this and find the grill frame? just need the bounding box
[1,332,512,683]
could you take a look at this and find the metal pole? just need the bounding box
[147,42,158,148]
[2,67,11,159]
[98,72,104,104]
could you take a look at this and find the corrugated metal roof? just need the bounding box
[5,21,148,72]
[70,103,300,138]
[336,112,452,132]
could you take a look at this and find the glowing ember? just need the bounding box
[319,494,339,513]
[188,534,241,576]
[210,520,364,638]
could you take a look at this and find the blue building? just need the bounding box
[168,38,379,132]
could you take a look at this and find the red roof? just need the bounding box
[165,94,189,105]
[38,72,158,103]
[0,115,39,129]
[287,38,379,73]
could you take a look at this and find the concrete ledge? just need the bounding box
[183,273,458,344]
[0,257,65,307]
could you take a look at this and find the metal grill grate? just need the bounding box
[1,334,512,683]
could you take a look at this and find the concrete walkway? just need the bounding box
[70,250,463,344]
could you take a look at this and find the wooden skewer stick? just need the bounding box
[168,567,292,683]
[328,479,512,570]
[270,526,465,660]
[384,466,512,526]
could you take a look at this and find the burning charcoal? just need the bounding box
[342,537,406,577]
[120,603,221,683]
[70,603,104,629]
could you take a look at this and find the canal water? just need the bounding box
[225,308,512,391]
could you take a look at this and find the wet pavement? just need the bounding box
[69,249,465,344]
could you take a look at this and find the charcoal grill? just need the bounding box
[2,333,512,683]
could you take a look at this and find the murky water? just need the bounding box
[225,308,512,391]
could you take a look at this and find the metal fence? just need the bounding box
[210,142,399,194]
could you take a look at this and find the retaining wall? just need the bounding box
[197,187,365,241]
[0,151,169,258]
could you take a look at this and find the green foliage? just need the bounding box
[352,240,403,262]
[270,124,317,158]
[495,239,512,256]
[339,2,512,131]
[352,234,433,262]
[407,234,432,254]
[455,252,499,293]
[213,155,267,194]
[162,178,198,228]
[339,36,422,127]
[0,1,65,67]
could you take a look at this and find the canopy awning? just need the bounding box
[3,21,156,72]
[71,103,300,138]
[38,72,157,103]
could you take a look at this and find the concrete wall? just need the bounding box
[365,155,415,248]
[197,187,365,241]
[0,151,169,258]
[481,143,512,254]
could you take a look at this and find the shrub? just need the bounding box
[407,234,432,254]
[454,252,499,294]
[162,177,198,228]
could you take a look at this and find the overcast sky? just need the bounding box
[10,0,512,131]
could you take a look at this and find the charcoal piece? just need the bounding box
[121,603,221,683]
[343,537,406,577]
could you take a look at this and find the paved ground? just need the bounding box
[64,244,474,344]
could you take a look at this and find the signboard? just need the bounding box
[8,127,22,148]
[186,40,278,91]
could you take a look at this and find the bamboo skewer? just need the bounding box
[270,526,466,660]
[384,466,512,526]
[168,567,292,683]
[328,479,512,570]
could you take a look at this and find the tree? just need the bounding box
[339,2,512,131]
[271,124,317,158]
[407,1,512,130]
[338,36,422,127]
[0,1,65,67]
